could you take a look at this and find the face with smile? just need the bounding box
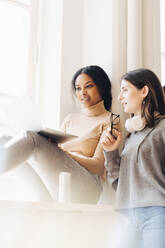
[75,73,102,108]
[118,79,148,116]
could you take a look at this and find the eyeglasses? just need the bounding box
[110,113,120,137]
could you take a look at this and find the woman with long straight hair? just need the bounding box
[101,68,165,248]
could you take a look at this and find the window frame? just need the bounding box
[0,0,40,101]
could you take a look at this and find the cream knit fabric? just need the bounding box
[60,101,110,174]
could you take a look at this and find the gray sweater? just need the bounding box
[104,117,165,210]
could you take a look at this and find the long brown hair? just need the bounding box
[122,68,165,127]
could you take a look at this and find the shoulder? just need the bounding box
[155,117,165,129]
[151,117,165,135]
[98,112,111,134]
[137,118,165,164]
[101,111,111,124]
[151,117,165,140]
[143,117,165,146]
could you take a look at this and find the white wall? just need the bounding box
[142,0,161,77]
[60,0,84,122]
[38,0,113,127]
[60,0,113,122]
[37,0,63,129]
[82,0,112,74]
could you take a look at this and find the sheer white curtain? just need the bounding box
[111,0,161,127]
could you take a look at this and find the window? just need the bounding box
[160,0,165,86]
[0,0,35,96]
[0,0,64,132]
[0,0,40,134]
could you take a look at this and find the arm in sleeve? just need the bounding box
[61,122,110,176]
[66,138,105,176]
[103,149,121,191]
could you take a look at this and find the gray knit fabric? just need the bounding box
[104,117,165,210]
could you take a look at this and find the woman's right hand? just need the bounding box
[101,127,122,152]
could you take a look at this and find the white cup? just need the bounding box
[58,172,71,203]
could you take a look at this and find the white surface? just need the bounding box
[0,163,52,201]
[0,201,126,248]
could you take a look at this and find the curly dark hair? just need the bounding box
[71,65,112,111]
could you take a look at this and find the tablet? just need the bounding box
[38,128,77,143]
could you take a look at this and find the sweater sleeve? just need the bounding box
[62,122,109,176]
[65,138,105,176]
[59,121,110,176]
[103,149,121,191]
